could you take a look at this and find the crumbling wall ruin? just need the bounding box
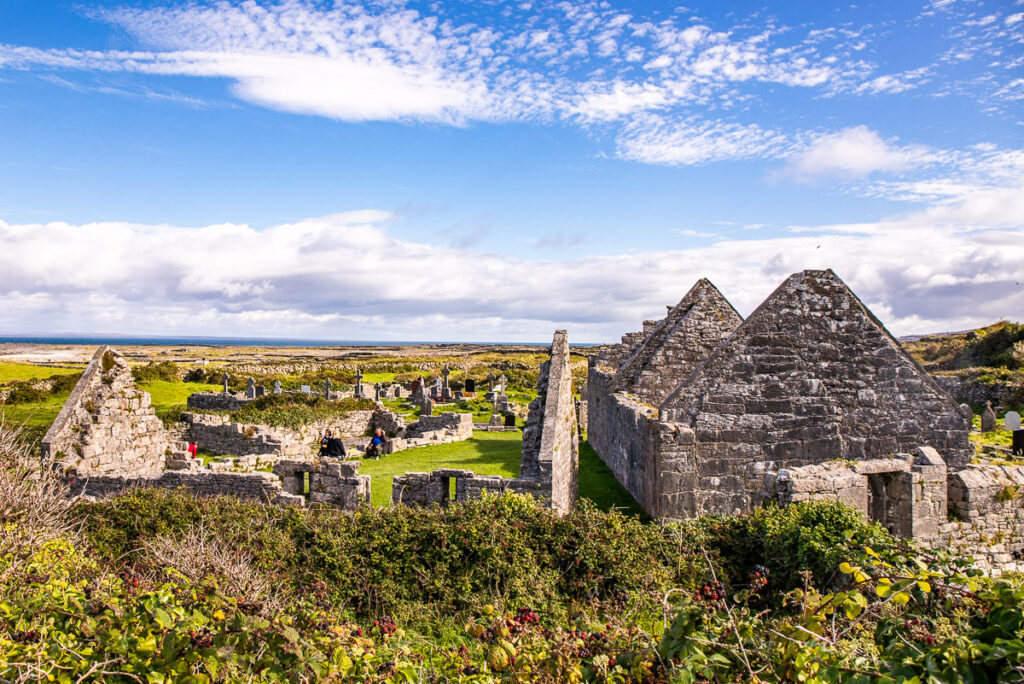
[183,412,307,457]
[392,330,579,514]
[42,346,169,477]
[274,459,371,508]
[941,465,1024,573]
[67,470,304,506]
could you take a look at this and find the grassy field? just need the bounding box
[138,380,222,422]
[356,432,642,514]
[0,362,82,384]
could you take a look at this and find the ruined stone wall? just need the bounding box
[518,330,578,513]
[42,347,168,477]
[274,459,370,509]
[614,279,742,404]
[658,270,972,519]
[404,412,473,440]
[186,392,250,411]
[585,366,661,513]
[392,469,545,507]
[184,412,306,457]
[941,465,1024,573]
[772,447,948,540]
[67,470,303,505]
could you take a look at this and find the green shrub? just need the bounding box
[1,371,82,404]
[132,360,181,383]
[229,393,375,429]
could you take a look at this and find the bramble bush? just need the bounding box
[2,419,1023,681]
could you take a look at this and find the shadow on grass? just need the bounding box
[578,440,646,518]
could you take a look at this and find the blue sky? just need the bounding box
[0,0,1022,342]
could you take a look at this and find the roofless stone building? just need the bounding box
[588,269,973,521]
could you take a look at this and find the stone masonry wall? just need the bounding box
[518,329,578,513]
[392,469,545,507]
[42,347,168,477]
[657,270,972,519]
[614,279,742,404]
[585,366,661,513]
[187,392,250,411]
[274,459,370,509]
[941,465,1024,573]
[66,470,304,506]
[184,412,306,457]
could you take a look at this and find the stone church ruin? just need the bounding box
[588,269,1022,571]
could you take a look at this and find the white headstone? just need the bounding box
[300,385,311,394]
[1006,411,1021,431]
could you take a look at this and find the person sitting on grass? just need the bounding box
[318,429,347,460]
[366,428,387,459]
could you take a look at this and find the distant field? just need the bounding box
[356,432,642,514]
[138,380,222,421]
[0,362,82,384]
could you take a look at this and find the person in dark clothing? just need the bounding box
[318,429,347,459]
[366,428,387,459]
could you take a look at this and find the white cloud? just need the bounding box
[785,126,932,181]
[616,115,791,165]
[3,183,1023,341]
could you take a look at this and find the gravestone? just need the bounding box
[982,401,997,432]
[374,383,383,401]
[1007,411,1022,431]
[300,385,311,394]
[959,403,973,420]
[420,398,433,417]
[465,378,476,394]
[504,413,516,427]
[495,395,510,414]
[222,373,229,394]
[324,379,332,398]
[497,374,508,394]
[354,369,365,399]
[441,364,453,402]
[273,380,282,394]
[487,371,496,392]
[246,377,256,400]
[488,413,503,428]
[255,385,265,397]
[454,390,464,401]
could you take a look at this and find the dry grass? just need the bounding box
[143,523,286,615]
[0,417,79,572]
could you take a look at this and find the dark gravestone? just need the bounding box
[465,378,476,393]
[1013,429,1024,457]
[504,413,516,427]
[255,385,265,397]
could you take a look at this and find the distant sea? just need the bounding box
[0,335,593,348]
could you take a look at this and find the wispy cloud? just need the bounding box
[3,0,1017,167]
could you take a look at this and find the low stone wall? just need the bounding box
[389,412,474,452]
[274,459,370,509]
[773,448,948,540]
[187,392,251,411]
[392,469,545,507]
[67,470,304,506]
[940,465,1024,573]
[184,412,305,457]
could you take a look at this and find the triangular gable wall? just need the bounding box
[615,278,742,403]
[660,270,971,470]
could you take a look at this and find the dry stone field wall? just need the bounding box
[42,346,169,478]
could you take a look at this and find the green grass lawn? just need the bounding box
[0,362,82,384]
[138,380,222,422]
[355,432,642,515]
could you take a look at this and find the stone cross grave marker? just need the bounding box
[246,377,256,399]
[354,369,364,398]
[441,364,452,401]
[487,371,495,392]
[222,373,229,394]
[324,378,332,398]
[273,380,282,394]
[1006,411,1021,431]
[374,382,383,401]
